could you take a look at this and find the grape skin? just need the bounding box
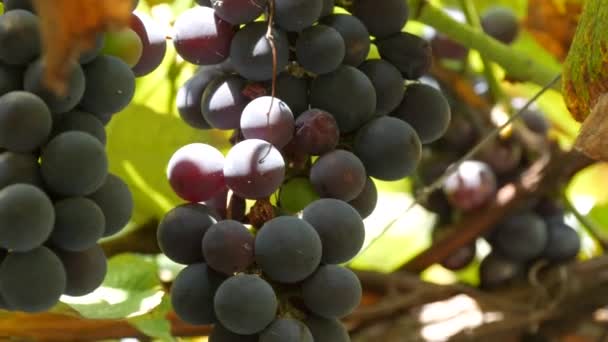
[3,0,34,12]
[348,176,377,219]
[80,55,136,115]
[173,7,235,65]
[0,91,51,153]
[171,263,226,325]
[310,65,376,133]
[255,216,322,283]
[87,173,133,237]
[204,188,247,221]
[130,12,167,76]
[358,59,404,116]
[376,32,432,80]
[167,143,226,202]
[0,62,22,97]
[479,252,522,290]
[223,139,285,199]
[274,0,322,32]
[352,0,409,38]
[50,197,105,252]
[209,323,258,342]
[303,199,365,264]
[320,0,334,17]
[157,203,218,265]
[211,0,267,25]
[0,184,54,251]
[492,212,548,262]
[265,73,310,118]
[41,131,108,197]
[293,108,339,156]
[481,7,519,44]
[320,14,370,66]
[0,247,66,312]
[230,22,289,81]
[296,24,345,75]
[354,117,422,181]
[259,319,313,342]
[442,160,497,212]
[214,274,278,335]
[278,177,320,213]
[52,110,107,145]
[0,10,40,66]
[100,28,143,68]
[240,96,295,148]
[304,316,350,342]
[301,265,362,318]
[392,83,451,144]
[542,221,580,263]
[177,66,226,129]
[201,74,250,129]
[202,220,254,275]
[54,245,107,297]
[309,149,366,201]
[0,151,42,189]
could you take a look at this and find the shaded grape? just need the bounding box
[204,188,247,221]
[260,319,313,342]
[475,138,522,176]
[320,14,370,66]
[202,220,254,275]
[55,245,107,296]
[177,66,226,129]
[293,109,339,156]
[320,0,334,17]
[304,316,350,342]
[80,55,135,115]
[0,91,51,152]
[0,62,22,96]
[479,252,522,290]
[266,73,309,117]
[348,176,377,219]
[0,151,41,189]
[520,108,550,136]
[358,59,404,116]
[481,7,519,44]
[87,174,133,237]
[274,0,322,32]
[50,197,105,252]
[51,110,107,145]
[3,0,34,12]
[310,149,366,201]
[492,212,548,262]
[376,32,432,79]
[301,265,362,318]
[211,0,267,25]
[0,10,40,65]
[240,96,295,148]
[542,221,580,262]
[209,323,258,342]
[255,216,322,283]
[442,160,497,212]
[296,24,345,75]
[79,34,104,65]
[201,74,250,129]
[352,0,408,38]
[130,12,167,76]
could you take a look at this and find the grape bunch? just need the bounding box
[0,1,166,312]
[161,0,454,339]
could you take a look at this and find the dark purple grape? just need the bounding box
[310,149,366,201]
[51,110,107,145]
[433,228,476,270]
[352,0,409,38]
[520,108,550,135]
[435,112,478,154]
[265,73,309,117]
[0,62,23,97]
[301,265,362,318]
[476,138,522,176]
[201,74,250,130]
[50,197,105,252]
[260,319,313,342]
[177,66,226,129]
[348,176,377,219]
[205,188,247,221]
[392,83,451,144]
[479,252,522,289]
[0,10,40,66]
[304,316,349,342]
[240,96,295,148]
[54,245,107,297]
[202,220,254,275]
[358,59,404,116]
[130,12,167,76]
[229,22,289,81]
[167,143,225,202]
[80,55,135,115]
[542,221,580,263]
[442,160,497,212]
[296,24,345,75]
[209,323,258,342]
[3,0,34,12]
[274,0,322,32]
[293,108,339,156]
[173,7,235,65]
[492,212,548,261]
[211,0,267,25]
[157,203,217,265]
[223,139,285,199]
[481,7,519,44]
[0,151,42,189]
[320,14,370,66]
[0,91,51,153]
[376,32,432,79]
[87,174,133,237]
[24,59,85,113]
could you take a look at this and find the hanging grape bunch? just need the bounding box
[161,0,452,340]
[0,0,167,312]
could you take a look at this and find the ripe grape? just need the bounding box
[223,139,285,199]
[310,65,376,133]
[0,10,40,65]
[266,73,309,117]
[130,12,167,76]
[358,59,405,116]
[214,274,278,334]
[392,83,451,144]
[204,188,246,221]
[492,212,548,261]
[230,22,289,81]
[171,263,226,325]
[352,0,409,38]
[41,131,108,196]
[303,199,365,264]
[177,66,225,129]
[80,55,136,115]
[157,203,217,264]
[304,316,350,342]
[211,0,267,25]
[0,247,66,312]
[167,143,225,202]
[255,216,322,283]
[0,62,22,96]
[376,32,432,79]
[520,108,550,136]
[476,138,522,176]
[274,0,322,32]
[3,0,34,12]
[201,74,250,129]
[79,34,104,65]
[101,28,143,68]
[542,221,580,262]
[442,160,497,211]
[240,96,295,148]
[50,198,105,252]
[309,149,366,201]
[51,110,107,145]
[54,245,107,297]
[479,252,522,289]
[434,227,476,270]
[259,319,313,342]
[293,108,339,156]
[202,220,254,275]
[296,24,345,75]
[279,177,320,213]
[320,14,370,66]
[173,7,235,65]
[0,91,51,153]
[481,7,519,44]
[301,265,362,318]
[0,151,42,189]
[0,184,54,251]
[348,176,377,219]
[87,173,133,237]
[209,323,258,342]
[430,34,468,60]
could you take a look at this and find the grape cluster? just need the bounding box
[162,0,453,339]
[0,1,165,312]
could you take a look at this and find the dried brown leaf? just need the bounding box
[574,93,608,161]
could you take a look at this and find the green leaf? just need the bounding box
[128,294,174,341]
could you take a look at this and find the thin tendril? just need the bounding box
[260,0,277,164]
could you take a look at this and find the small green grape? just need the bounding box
[279,177,320,213]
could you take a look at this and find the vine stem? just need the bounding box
[407,0,561,89]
